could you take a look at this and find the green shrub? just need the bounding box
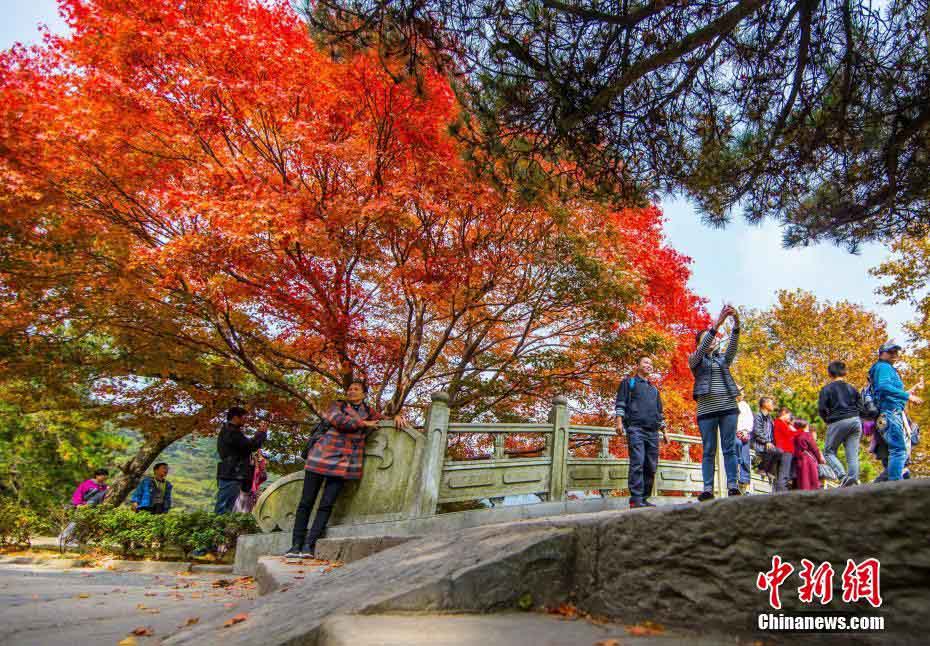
[0,502,46,547]
[69,506,258,559]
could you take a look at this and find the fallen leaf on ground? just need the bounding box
[223,613,248,628]
[131,626,154,636]
[183,617,199,626]
[144,592,157,597]
[546,603,580,620]
[625,621,665,637]
[595,640,622,646]
[293,576,305,580]
[116,638,137,646]
[77,593,91,599]
[212,579,233,588]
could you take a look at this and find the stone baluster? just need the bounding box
[493,432,505,460]
[548,396,569,502]
[415,391,450,517]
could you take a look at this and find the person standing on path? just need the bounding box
[817,361,863,487]
[735,389,753,493]
[773,406,799,492]
[689,304,742,501]
[792,419,826,491]
[215,407,268,514]
[286,380,405,558]
[615,355,668,508]
[869,342,923,481]
[131,462,173,514]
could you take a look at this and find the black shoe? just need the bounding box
[629,500,646,508]
[283,545,302,559]
[697,491,714,502]
[841,477,859,487]
[728,488,742,497]
[299,544,315,559]
[640,500,657,507]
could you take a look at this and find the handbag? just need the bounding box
[301,419,329,460]
[817,462,837,481]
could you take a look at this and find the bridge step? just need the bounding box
[234,495,683,574]
[317,613,725,646]
[169,482,930,646]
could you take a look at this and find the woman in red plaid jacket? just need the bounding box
[285,380,386,558]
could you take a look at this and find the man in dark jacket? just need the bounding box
[615,355,667,509]
[215,406,267,514]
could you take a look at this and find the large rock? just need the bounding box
[169,481,930,645]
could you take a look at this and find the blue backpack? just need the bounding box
[860,382,880,420]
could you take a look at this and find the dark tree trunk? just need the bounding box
[105,429,190,507]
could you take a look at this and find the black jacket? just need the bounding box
[614,376,664,430]
[817,380,861,424]
[216,422,267,481]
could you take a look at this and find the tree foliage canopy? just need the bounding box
[0,0,707,467]
[307,0,930,249]
[732,289,887,411]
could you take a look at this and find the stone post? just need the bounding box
[549,396,569,502]
[415,391,450,517]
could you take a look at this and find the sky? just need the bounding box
[3,0,915,342]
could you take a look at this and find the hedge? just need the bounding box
[0,502,51,547]
[67,506,258,558]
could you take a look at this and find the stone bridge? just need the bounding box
[239,392,773,572]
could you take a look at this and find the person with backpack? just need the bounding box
[130,462,173,514]
[688,304,742,501]
[869,342,923,481]
[285,380,385,558]
[817,361,862,486]
[615,355,667,508]
[215,406,268,514]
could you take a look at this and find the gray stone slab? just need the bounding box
[315,535,416,564]
[167,524,576,645]
[235,496,661,574]
[318,613,733,646]
[172,481,930,646]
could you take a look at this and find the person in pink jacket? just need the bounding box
[60,469,109,549]
[70,469,110,507]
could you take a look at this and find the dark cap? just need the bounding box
[878,341,902,355]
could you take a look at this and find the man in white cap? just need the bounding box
[868,342,923,481]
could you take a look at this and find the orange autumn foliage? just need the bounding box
[0,0,707,472]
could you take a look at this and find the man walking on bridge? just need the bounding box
[615,355,667,508]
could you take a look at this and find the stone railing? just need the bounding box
[253,392,774,532]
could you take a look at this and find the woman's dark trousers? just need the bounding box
[291,470,345,550]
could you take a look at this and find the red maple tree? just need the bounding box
[0,0,707,497]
